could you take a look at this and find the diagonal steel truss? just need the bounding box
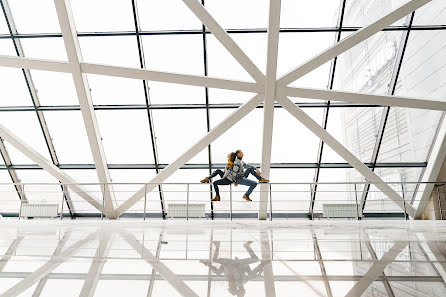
[0,0,443,219]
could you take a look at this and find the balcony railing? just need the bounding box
[0,181,443,220]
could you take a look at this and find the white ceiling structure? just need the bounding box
[0,0,445,219]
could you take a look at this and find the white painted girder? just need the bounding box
[54,0,116,217]
[259,0,282,220]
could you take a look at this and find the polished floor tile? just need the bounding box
[0,220,445,296]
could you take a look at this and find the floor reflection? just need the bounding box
[201,241,266,296]
[0,221,445,297]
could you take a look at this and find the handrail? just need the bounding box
[0,181,445,186]
[6,181,446,221]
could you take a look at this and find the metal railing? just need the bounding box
[0,181,444,220]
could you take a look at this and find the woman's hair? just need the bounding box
[235,149,242,156]
[229,152,237,162]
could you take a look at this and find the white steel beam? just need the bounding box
[276,96,417,217]
[0,232,97,297]
[115,94,264,217]
[345,241,408,297]
[54,0,116,218]
[277,0,431,86]
[0,124,105,214]
[182,0,264,82]
[119,230,198,297]
[259,0,281,220]
[0,55,261,94]
[0,55,71,73]
[79,233,112,297]
[415,116,446,219]
[81,62,261,93]
[277,86,446,111]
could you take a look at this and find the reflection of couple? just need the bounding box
[200,241,266,297]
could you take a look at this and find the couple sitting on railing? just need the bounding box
[200,149,269,202]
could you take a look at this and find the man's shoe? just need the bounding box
[259,178,269,183]
[200,177,210,183]
[243,195,252,201]
[211,196,220,201]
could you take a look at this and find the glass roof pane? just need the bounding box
[109,169,159,213]
[96,110,155,164]
[210,108,263,164]
[278,32,335,89]
[364,167,423,212]
[20,37,68,61]
[148,82,205,105]
[0,10,8,34]
[0,170,20,213]
[163,169,210,212]
[205,0,268,29]
[271,108,323,163]
[412,0,446,26]
[43,111,94,164]
[70,0,135,32]
[30,70,78,106]
[0,112,52,163]
[142,35,204,75]
[137,0,202,30]
[0,39,32,106]
[314,168,364,209]
[152,109,208,164]
[343,0,410,27]
[0,38,15,55]
[87,74,146,105]
[322,107,384,163]
[377,107,442,163]
[62,169,101,213]
[207,88,254,104]
[280,0,341,28]
[79,36,140,68]
[378,29,446,163]
[269,169,316,214]
[16,170,66,210]
[207,33,266,82]
[396,30,446,101]
[0,66,32,107]
[7,0,61,34]
[333,31,405,95]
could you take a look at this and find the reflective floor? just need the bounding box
[0,220,445,297]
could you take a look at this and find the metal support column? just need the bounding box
[130,0,166,219]
[309,0,346,214]
[360,12,415,211]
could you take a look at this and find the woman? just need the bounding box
[200,152,236,201]
[232,149,269,201]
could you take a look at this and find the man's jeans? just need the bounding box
[236,167,261,197]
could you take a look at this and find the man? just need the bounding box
[232,149,269,201]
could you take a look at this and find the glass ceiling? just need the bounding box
[0,0,445,217]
